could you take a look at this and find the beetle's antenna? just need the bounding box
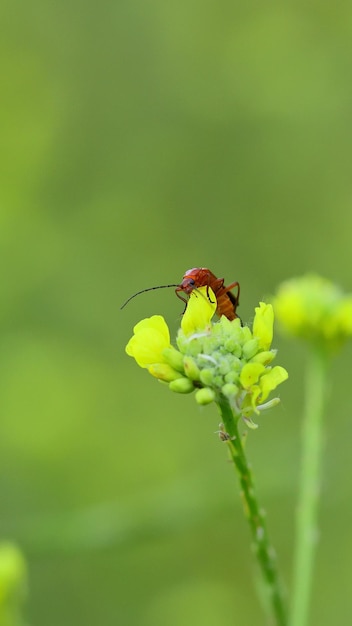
[120,284,180,310]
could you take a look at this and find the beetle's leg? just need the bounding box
[225,281,240,305]
[206,278,224,303]
[206,284,215,303]
[175,288,189,314]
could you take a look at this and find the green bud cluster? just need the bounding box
[161,314,287,422]
[126,298,287,425]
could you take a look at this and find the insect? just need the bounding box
[120,267,240,320]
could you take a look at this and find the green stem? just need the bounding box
[218,395,287,626]
[289,347,329,626]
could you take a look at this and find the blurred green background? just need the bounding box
[1,1,352,624]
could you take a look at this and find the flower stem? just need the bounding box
[218,395,287,626]
[289,347,328,626]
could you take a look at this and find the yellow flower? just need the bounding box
[126,315,170,368]
[125,315,186,382]
[181,286,217,335]
[124,292,288,417]
[238,361,288,415]
[259,366,289,402]
[252,302,274,350]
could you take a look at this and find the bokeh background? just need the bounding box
[1,1,352,624]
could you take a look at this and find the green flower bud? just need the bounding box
[169,378,195,394]
[182,337,204,357]
[175,332,188,353]
[241,326,253,345]
[224,338,242,357]
[222,383,239,398]
[183,355,201,381]
[195,388,216,405]
[162,347,185,373]
[218,357,232,376]
[214,375,225,388]
[148,363,184,382]
[242,338,259,360]
[250,351,276,366]
[219,315,242,338]
[230,357,242,372]
[200,368,214,386]
[202,335,221,355]
[224,371,239,385]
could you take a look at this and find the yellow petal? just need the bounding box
[259,366,289,402]
[125,315,171,368]
[132,315,170,343]
[181,286,217,335]
[148,363,183,381]
[239,363,266,389]
[252,302,274,350]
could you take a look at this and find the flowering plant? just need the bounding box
[125,273,352,626]
[126,287,288,426]
[126,286,288,625]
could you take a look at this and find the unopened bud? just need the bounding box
[183,356,201,381]
[169,378,195,394]
[195,388,216,405]
[222,383,239,399]
[250,351,276,366]
[162,347,185,373]
[148,363,183,382]
[200,369,214,386]
[242,338,259,360]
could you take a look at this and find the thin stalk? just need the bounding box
[289,347,328,626]
[218,395,287,626]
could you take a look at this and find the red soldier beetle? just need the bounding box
[120,267,240,321]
